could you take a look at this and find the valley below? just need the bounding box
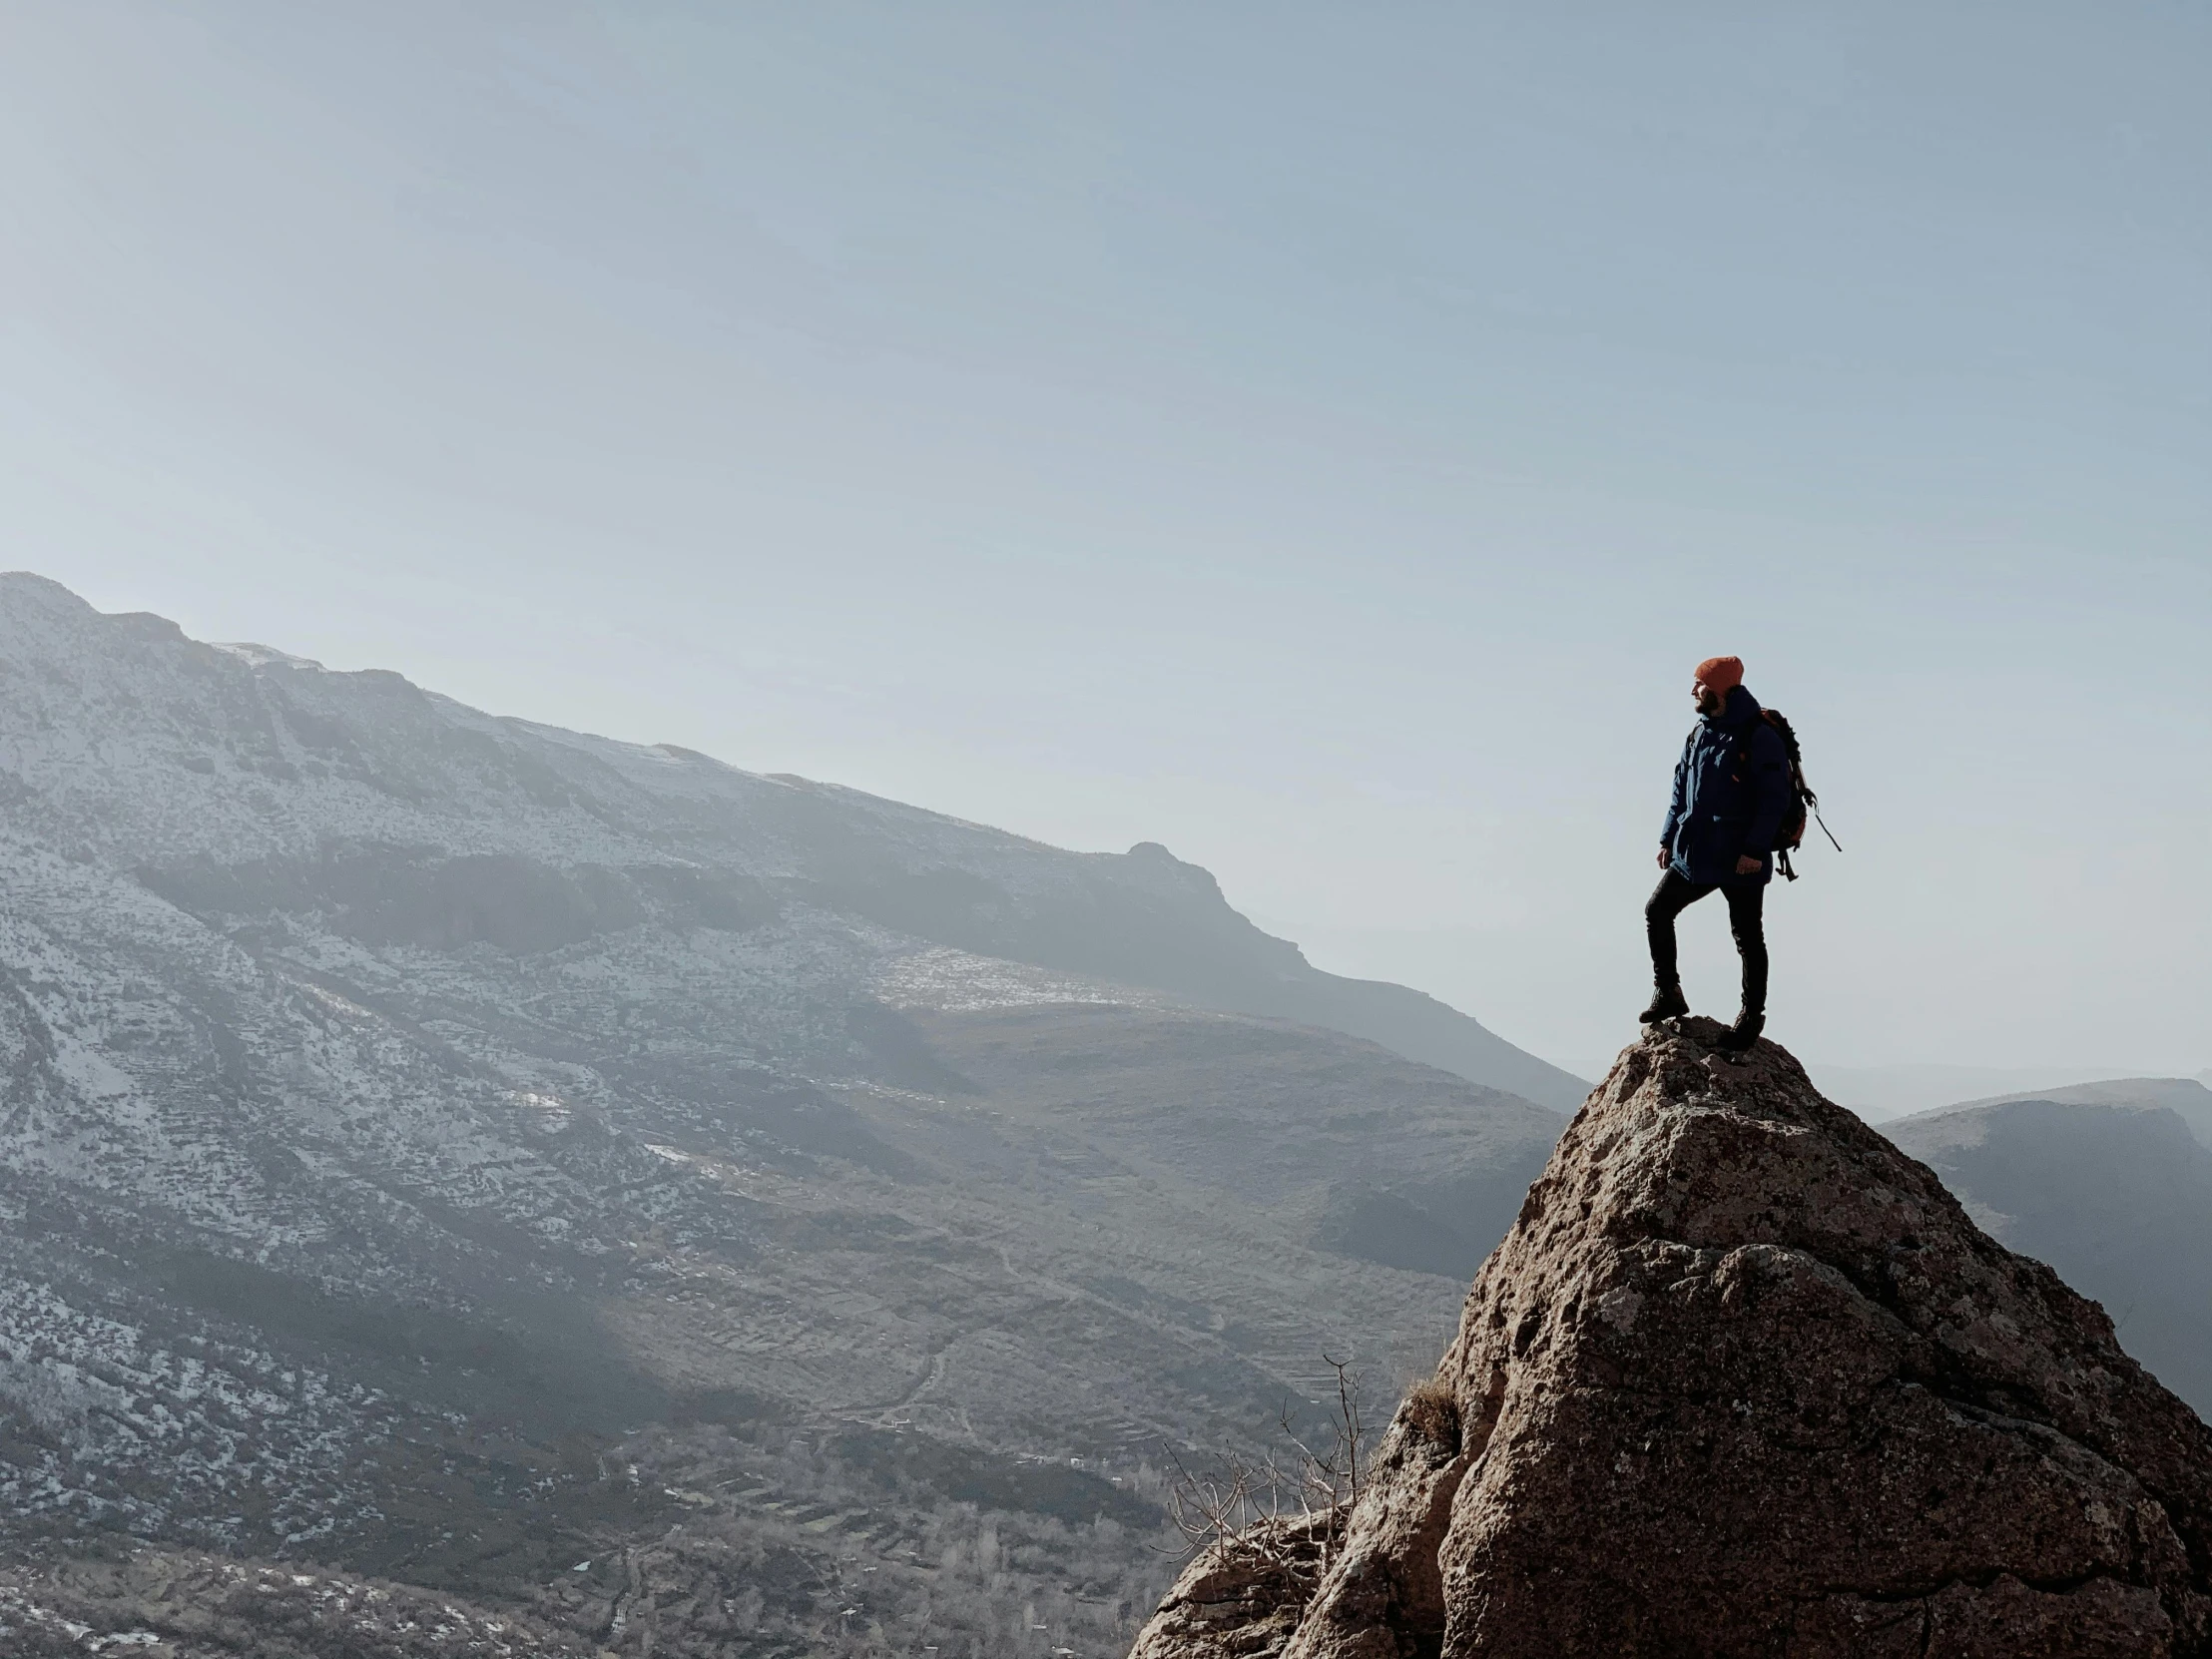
[0,575,1562,1657]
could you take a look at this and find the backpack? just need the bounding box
[1736,709,1841,880]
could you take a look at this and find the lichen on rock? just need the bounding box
[1132,1017,2212,1659]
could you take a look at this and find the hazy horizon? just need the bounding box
[5,5,2206,1079]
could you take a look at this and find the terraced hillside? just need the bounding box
[0,573,1567,1656]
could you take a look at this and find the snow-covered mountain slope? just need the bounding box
[0,571,1585,1110]
[0,571,1569,1654]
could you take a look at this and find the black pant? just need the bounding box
[1646,870,1768,1015]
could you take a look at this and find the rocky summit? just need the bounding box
[1134,1017,2212,1659]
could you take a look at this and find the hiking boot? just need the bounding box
[1639,983,1689,1024]
[1714,1008,1766,1053]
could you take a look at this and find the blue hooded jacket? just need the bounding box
[1660,684,1793,887]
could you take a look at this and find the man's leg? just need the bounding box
[1717,882,1769,1050]
[1723,882,1769,1013]
[1641,870,1707,1021]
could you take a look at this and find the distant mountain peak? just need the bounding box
[1904,1076,2212,1152]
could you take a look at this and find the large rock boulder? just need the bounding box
[1132,1019,2212,1659]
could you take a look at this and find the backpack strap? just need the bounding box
[1740,725,1769,771]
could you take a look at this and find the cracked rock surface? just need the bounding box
[1134,1018,2212,1659]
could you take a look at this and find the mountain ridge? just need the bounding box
[0,570,1585,1110]
[1901,1076,2212,1149]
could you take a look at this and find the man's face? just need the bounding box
[1693,680,1725,716]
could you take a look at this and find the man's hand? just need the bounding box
[1734,854,1763,875]
[1657,847,1670,869]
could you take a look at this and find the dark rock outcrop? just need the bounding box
[1133,1019,2212,1659]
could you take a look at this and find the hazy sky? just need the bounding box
[3,3,2206,1079]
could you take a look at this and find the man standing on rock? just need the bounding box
[1642,656,1792,1053]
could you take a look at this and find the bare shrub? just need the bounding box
[1163,1354,1369,1608]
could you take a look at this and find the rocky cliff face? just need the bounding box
[1134,1019,2212,1659]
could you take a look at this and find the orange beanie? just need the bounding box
[1694,656,1744,694]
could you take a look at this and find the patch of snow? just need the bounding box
[210,642,325,672]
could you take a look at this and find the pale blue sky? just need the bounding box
[3,3,2205,1077]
